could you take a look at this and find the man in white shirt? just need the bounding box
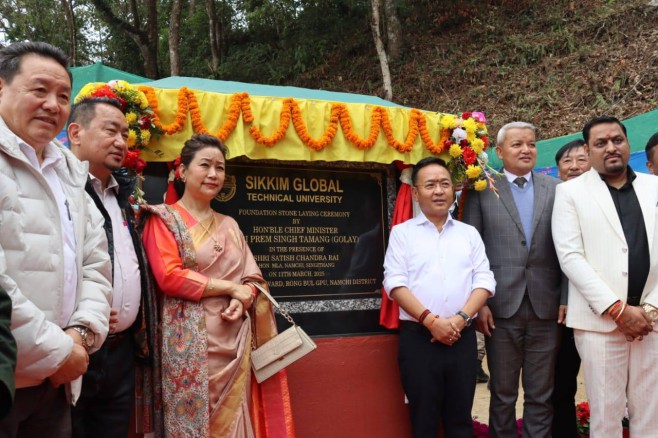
[0,42,111,438]
[67,97,152,438]
[383,157,495,438]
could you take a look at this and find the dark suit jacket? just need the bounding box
[0,285,16,418]
[84,170,155,363]
[462,171,564,319]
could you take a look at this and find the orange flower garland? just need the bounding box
[186,89,208,135]
[216,93,247,141]
[379,108,417,153]
[138,86,188,135]
[417,112,446,155]
[290,100,341,151]
[249,98,293,147]
[240,93,254,123]
[339,105,382,150]
[138,86,470,156]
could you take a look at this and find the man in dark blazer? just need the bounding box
[462,121,564,438]
[552,139,589,438]
[68,97,157,438]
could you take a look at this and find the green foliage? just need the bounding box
[215,0,369,84]
[0,0,71,53]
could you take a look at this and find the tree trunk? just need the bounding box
[89,0,159,78]
[189,0,197,18]
[206,0,221,75]
[146,0,159,78]
[370,0,393,101]
[169,0,182,76]
[383,0,402,62]
[60,0,77,65]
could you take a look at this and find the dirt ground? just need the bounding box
[471,358,588,425]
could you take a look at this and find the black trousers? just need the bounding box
[398,322,477,438]
[0,381,70,438]
[551,325,581,438]
[72,332,135,438]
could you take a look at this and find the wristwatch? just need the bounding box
[641,303,658,323]
[456,310,473,327]
[69,326,95,352]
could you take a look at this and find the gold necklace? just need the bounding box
[179,200,223,253]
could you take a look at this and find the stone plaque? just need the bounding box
[212,163,388,335]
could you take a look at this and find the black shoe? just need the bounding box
[476,364,489,383]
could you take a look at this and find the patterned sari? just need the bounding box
[142,204,295,438]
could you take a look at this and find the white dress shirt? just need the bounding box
[18,140,78,327]
[503,168,533,184]
[90,175,141,332]
[383,212,496,321]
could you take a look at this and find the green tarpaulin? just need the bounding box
[70,62,149,101]
[488,109,658,170]
[69,64,657,170]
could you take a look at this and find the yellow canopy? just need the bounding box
[137,86,454,165]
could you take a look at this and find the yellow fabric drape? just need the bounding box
[139,86,453,164]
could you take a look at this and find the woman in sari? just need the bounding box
[142,134,294,438]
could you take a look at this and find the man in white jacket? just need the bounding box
[0,41,112,437]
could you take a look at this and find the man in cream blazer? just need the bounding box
[552,115,658,438]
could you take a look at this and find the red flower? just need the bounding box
[576,401,590,435]
[172,156,183,180]
[91,85,118,101]
[461,112,472,120]
[459,139,469,147]
[135,158,147,173]
[462,147,477,166]
[443,139,453,149]
[482,135,489,147]
[472,420,489,438]
[117,96,127,111]
[138,116,152,130]
[123,149,146,173]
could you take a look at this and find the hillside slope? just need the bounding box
[292,0,658,142]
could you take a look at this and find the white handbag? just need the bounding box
[250,283,317,383]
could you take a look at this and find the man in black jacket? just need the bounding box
[68,97,157,437]
[552,139,589,438]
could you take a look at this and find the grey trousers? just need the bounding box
[486,296,559,438]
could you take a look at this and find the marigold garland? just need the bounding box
[338,104,382,150]
[417,113,446,155]
[249,98,293,147]
[217,93,247,141]
[138,86,188,135]
[290,101,341,151]
[137,86,491,170]
[379,108,416,153]
[186,89,208,135]
[240,93,254,123]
